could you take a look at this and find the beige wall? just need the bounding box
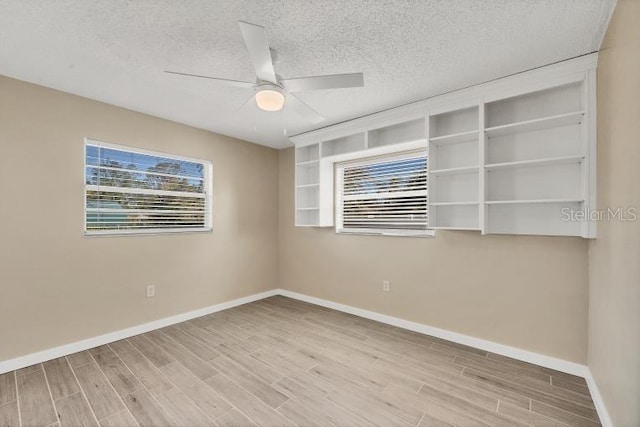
[588,0,640,424]
[278,147,590,363]
[0,75,279,362]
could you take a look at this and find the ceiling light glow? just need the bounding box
[255,88,285,111]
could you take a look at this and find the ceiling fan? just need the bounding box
[165,21,364,124]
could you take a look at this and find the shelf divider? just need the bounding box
[485,111,585,137]
[429,129,478,145]
[429,166,479,176]
[485,155,585,171]
[485,198,584,205]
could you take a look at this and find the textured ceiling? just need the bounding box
[0,0,615,149]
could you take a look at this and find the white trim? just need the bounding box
[277,289,589,377]
[85,138,211,165]
[0,286,611,426]
[584,370,613,427]
[278,289,612,424]
[83,138,214,236]
[0,289,278,374]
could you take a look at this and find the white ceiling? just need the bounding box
[0,0,615,149]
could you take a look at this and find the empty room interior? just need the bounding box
[0,1,638,426]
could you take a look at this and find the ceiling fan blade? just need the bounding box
[233,92,257,113]
[238,21,277,84]
[281,72,364,92]
[164,71,256,88]
[286,93,324,124]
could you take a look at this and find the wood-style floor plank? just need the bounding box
[72,362,124,421]
[91,350,143,398]
[159,362,231,420]
[153,387,216,427]
[144,331,217,380]
[205,374,295,426]
[109,345,173,396]
[126,335,173,368]
[209,356,289,408]
[16,370,57,427]
[54,392,99,427]
[122,388,176,427]
[215,408,257,426]
[42,358,80,400]
[0,401,20,427]
[66,352,93,369]
[0,372,16,406]
[2,296,600,427]
[97,410,138,427]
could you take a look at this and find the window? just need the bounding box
[84,139,212,235]
[336,152,431,236]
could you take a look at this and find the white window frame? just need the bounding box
[335,150,433,237]
[83,138,213,236]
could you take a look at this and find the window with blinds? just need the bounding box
[336,152,430,236]
[84,140,212,235]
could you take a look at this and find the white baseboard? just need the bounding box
[584,370,613,427]
[0,287,611,426]
[278,289,588,376]
[0,289,278,375]
[278,289,614,426]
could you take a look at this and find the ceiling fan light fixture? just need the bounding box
[255,87,285,111]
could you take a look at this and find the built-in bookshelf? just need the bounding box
[294,144,320,226]
[482,81,588,236]
[292,54,597,237]
[428,106,481,230]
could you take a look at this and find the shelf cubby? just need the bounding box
[487,201,583,236]
[295,163,319,186]
[296,209,320,227]
[296,144,320,164]
[321,133,366,157]
[486,82,582,128]
[429,173,478,204]
[430,106,479,138]
[429,205,480,230]
[368,118,425,148]
[296,186,319,209]
[486,162,582,202]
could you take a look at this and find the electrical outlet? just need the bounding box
[382,280,390,292]
[146,285,156,298]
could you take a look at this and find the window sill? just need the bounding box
[84,228,212,237]
[336,229,435,238]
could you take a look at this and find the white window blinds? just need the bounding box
[336,152,429,236]
[84,140,212,235]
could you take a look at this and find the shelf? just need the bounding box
[429,201,478,206]
[429,166,478,176]
[485,155,585,171]
[296,183,319,188]
[429,130,478,145]
[485,199,584,205]
[296,160,319,167]
[485,111,585,137]
[296,207,319,211]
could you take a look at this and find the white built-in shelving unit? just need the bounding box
[291,54,597,237]
[428,105,481,231]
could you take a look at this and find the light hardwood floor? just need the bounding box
[0,296,600,426]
